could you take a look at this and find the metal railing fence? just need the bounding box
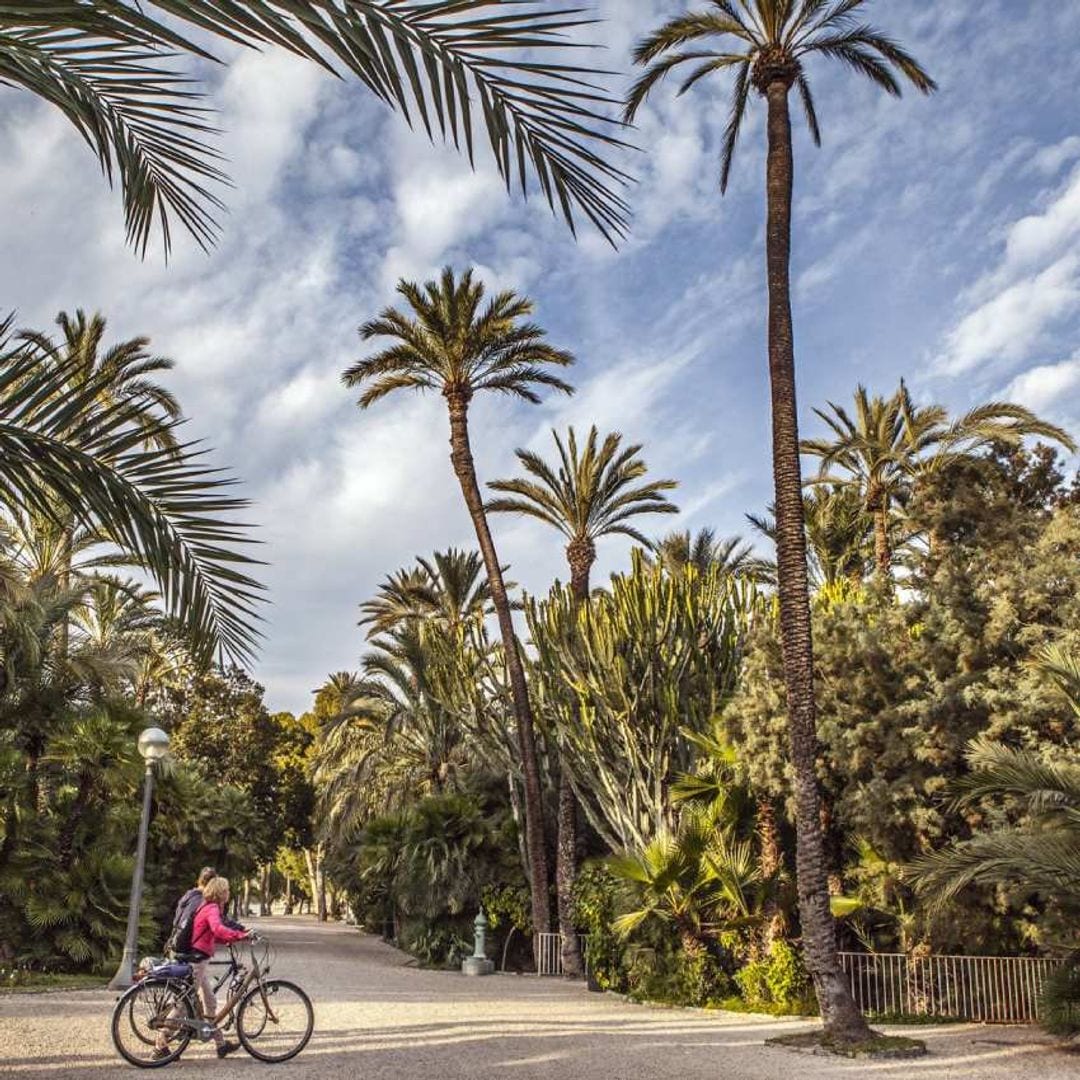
[535,932,588,976]
[839,951,1062,1023]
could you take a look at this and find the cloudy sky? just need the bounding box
[2,1,1079,713]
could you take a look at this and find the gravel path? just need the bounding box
[0,916,1075,1079]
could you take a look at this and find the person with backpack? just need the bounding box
[167,868,243,957]
[155,875,250,1060]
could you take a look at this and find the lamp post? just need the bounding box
[108,727,170,991]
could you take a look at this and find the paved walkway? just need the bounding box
[0,916,1075,1078]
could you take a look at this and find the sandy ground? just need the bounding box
[0,916,1076,1079]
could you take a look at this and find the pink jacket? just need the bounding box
[191,902,247,958]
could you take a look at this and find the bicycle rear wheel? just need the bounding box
[112,979,194,1068]
[237,979,313,1062]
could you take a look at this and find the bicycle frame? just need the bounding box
[164,939,277,1036]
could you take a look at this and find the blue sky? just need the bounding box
[2,1,1079,712]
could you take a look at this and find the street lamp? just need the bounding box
[108,727,170,991]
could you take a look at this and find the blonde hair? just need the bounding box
[202,876,230,905]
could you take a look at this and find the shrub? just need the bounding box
[1039,955,1080,1037]
[734,940,815,1013]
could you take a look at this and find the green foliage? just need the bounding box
[728,451,1080,953]
[1039,956,1080,1037]
[734,940,814,1012]
[527,551,759,851]
[571,864,622,991]
[399,922,472,970]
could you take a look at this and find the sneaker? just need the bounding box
[216,1041,241,1059]
[151,1047,172,1061]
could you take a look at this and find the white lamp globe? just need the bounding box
[137,727,170,763]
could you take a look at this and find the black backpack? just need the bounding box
[166,891,206,957]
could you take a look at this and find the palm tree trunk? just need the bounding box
[446,393,551,938]
[873,506,891,577]
[555,554,593,980]
[763,80,869,1043]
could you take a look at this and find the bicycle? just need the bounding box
[111,934,313,1068]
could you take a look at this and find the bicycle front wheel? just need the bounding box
[112,979,193,1068]
[237,979,313,1062]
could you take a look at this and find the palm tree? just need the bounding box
[650,527,772,583]
[21,311,181,452]
[0,320,261,665]
[343,266,575,938]
[908,736,1080,913]
[3,2,628,255]
[802,382,1076,576]
[624,0,936,1042]
[359,549,496,637]
[488,425,677,975]
[747,486,873,587]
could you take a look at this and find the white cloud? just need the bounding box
[938,254,1080,377]
[1004,356,1080,415]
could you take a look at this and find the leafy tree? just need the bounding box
[624,0,935,1042]
[489,425,677,976]
[728,450,1080,954]
[801,382,1075,576]
[344,267,576,937]
[162,666,282,864]
[2,2,628,254]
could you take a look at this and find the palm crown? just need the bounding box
[343,267,574,409]
[19,310,181,452]
[801,382,1076,571]
[487,425,678,589]
[624,0,936,190]
[359,548,497,637]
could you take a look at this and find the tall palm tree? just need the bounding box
[624,0,936,1042]
[0,319,261,666]
[802,382,1076,576]
[343,266,575,938]
[3,2,628,255]
[488,424,677,975]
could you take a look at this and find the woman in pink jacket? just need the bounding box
[155,875,249,1060]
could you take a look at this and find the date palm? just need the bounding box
[343,266,575,938]
[0,318,261,667]
[2,1,628,255]
[747,486,873,587]
[488,424,677,976]
[802,382,1076,576]
[650,527,772,584]
[625,0,936,1042]
[20,310,180,453]
[359,548,497,637]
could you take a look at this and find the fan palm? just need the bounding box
[344,267,573,936]
[624,0,936,1041]
[0,319,261,666]
[488,424,677,975]
[802,382,1076,576]
[2,1,629,255]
